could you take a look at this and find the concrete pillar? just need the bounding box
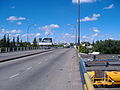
[5,48,7,52]
[7,48,10,52]
[23,47,25,51]
[30,47,31,50]
[26,47,28,50]
[17,48,19,51]
[32,47,33,50]
[13,48,15,52]
[20,47,22,51]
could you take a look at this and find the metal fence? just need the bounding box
[0,47,41,53]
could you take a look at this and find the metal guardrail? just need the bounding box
[79,58,95,90]
[0,47,41,53]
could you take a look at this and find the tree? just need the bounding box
[20,39,23,47]
[3,34,7,47]
[78,45,89,53]
[33,37,38,46]
[12,37,16,47]
[0,39,4,47]
[17,36,20,47]
[6,34,10,47]
[93,40,120,54]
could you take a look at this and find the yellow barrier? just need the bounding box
[84,84,87,90]
[84,73,95,90]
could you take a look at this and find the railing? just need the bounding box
[79,58,95,90]
[0,47,41,53]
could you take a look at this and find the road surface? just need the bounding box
[0,48,82,90]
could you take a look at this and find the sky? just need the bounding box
[0,0,120,43]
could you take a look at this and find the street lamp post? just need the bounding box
[67,24,77,45]
[27,24,36,43]
[78,0,80,45]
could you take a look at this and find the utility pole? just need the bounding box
[27,24,36,43]
[67,24,77,45]
[78,0,80,45]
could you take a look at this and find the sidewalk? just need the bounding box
[70,49,83,90]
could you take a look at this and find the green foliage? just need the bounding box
[12,37,16,47]
[17,36,20,47]
[77,45,89,53]
[70,43,74,46]
[7,35,10,47]
[81,42,90,46]
[0,34,39,48]
[93,40,120,54]
[33,37,38,46]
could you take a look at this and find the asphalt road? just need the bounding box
[0,48,82,90]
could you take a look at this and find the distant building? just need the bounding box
[42,38,52,43]
[39,38,53,45]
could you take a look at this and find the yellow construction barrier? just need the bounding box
[88,71,120,86]
[84,73,95,90]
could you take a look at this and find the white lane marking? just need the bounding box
[27,67,32,70]
[38,62,42,64]
[9,73,19,78]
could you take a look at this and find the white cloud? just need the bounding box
[103,4,114,10]
[61,33,75,43]
[92,33,99,37]
[82,32,100,42]
[0,33,4,37]
[80,14,101,22]
[93,29,100,32]
[109,37,113,40]
[72,0,96,3]
[82,35,88,39]
[16,22,22,25]
[35,33,41,37]
[10,29,22,33]
[13,34,20,37]
[7,16,26,22]
[22,33,41,38]
[1,29,22,34]
[21,34,27,38]
[22,34,34,38]
[64,33,71,36]
[104,34,113,40]
[45,31,53,35]
[93,14,100,17]
[39,24,59,36]
[39,24,59,30]
[93,27,100,32]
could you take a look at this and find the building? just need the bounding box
[39,38,53,45]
